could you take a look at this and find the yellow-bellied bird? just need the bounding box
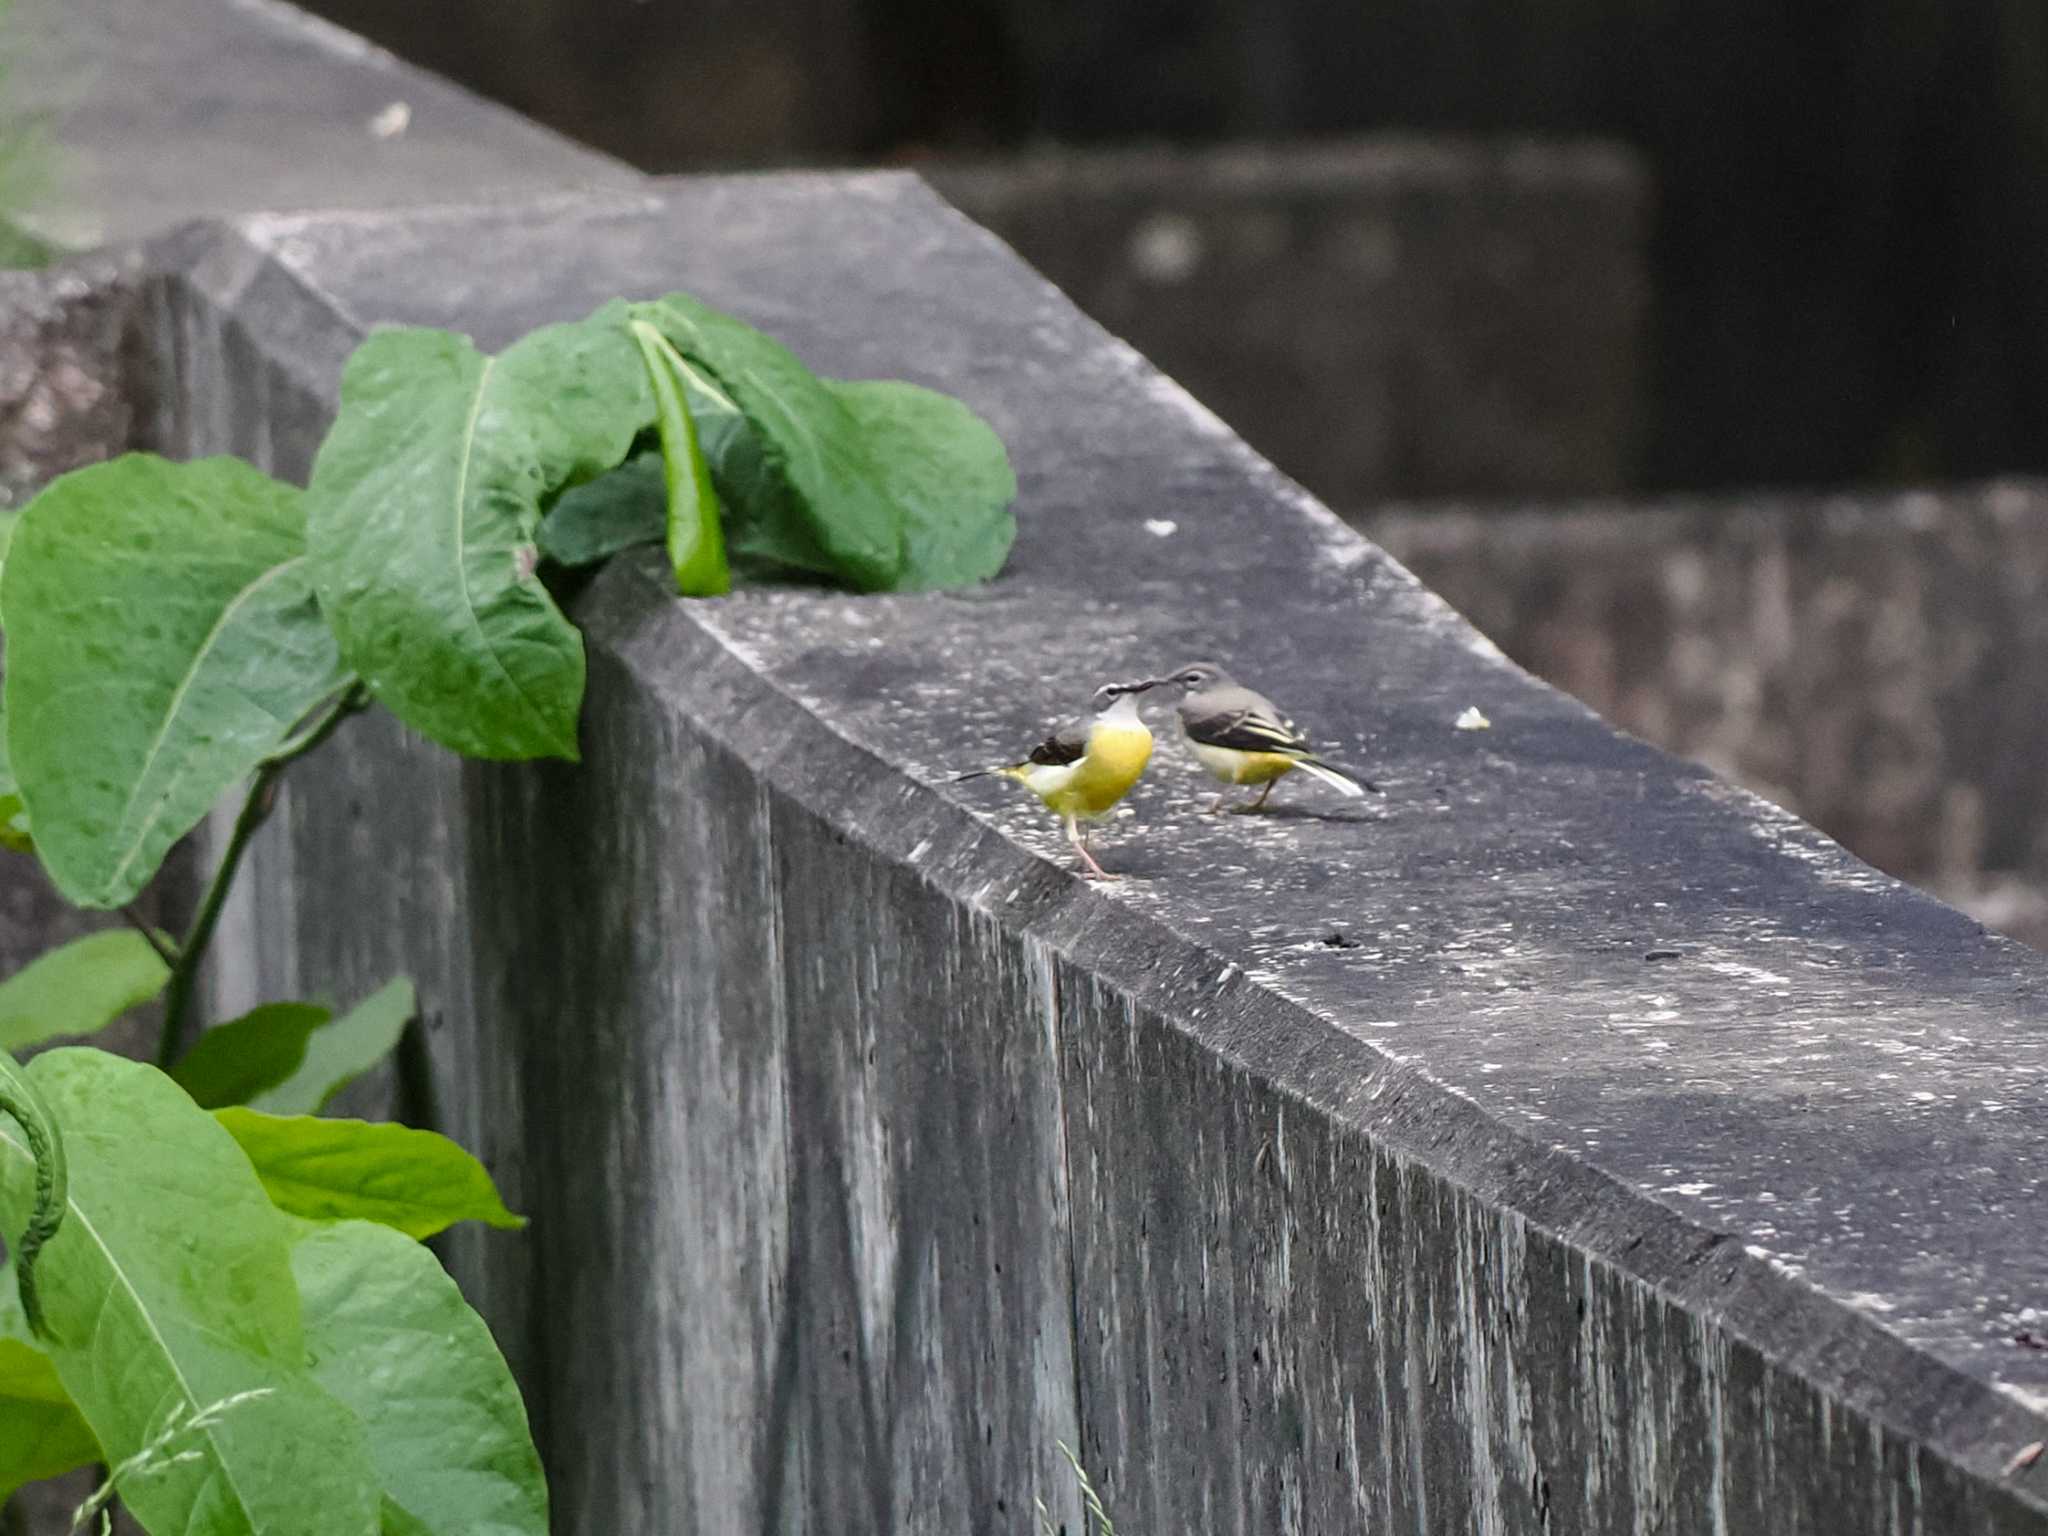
[1153,661,1378,813]
[956,680,1159,879]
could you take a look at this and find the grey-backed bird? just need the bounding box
[1152,661,1377,813]
[955,680,1160,878]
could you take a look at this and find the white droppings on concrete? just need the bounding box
[1703,959,1793,988]
[1660,1182,1714,1196]
[367,100,411,139]
[1143,518,1179,537]
[1842,1291,1897,1314]
[1995,1382,2048,1418]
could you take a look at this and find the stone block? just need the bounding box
[1373,485,2048,950]
[5,0,636,250]
[929,137,1649,507]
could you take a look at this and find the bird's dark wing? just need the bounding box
[1182,687,1313,756]
[1025,716,1089,767]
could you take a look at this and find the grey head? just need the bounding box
[1157,661,1238,695]
[1087,677,1159,715]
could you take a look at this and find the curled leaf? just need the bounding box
[629,319,729,597]
[0,1049,62,1336]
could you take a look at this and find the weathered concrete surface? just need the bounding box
[930,137,1649,505]
[1374,487,2048,952]
[149,177,2048,1532]
[4,0,636,250]
[0,253,143,510]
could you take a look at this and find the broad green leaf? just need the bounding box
[217,1108,524,1239]
[296,1221,547,1536]
[1,454,347,906]
[0,1049,381,1536]
[307,309,651,761]
[830,379,1017,588]
[636,294,905,589]
[0,1273,98,1503]
[0,929,169,1052]
[249,976,415,1116]
[170,1001,327,1110]
[629,320,729,597]
[538,451,664,568]
[0,693,27,853]
[0,1337,98,1502]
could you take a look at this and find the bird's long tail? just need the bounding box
[1296,758,1380,797]
[952,768,994,782]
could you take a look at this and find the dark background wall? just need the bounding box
[298,0,2048,498]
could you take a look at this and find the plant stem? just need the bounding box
[155,761,280,1069]
[263,680,368,766]
[153,682,370,1068]
[120,905,178,966]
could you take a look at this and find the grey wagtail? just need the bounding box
[1152,661,1379,813]
[955,679,1160,879]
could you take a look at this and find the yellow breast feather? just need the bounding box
[1032,720,1153,819]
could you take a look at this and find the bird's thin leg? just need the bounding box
[1067,814,1116,880]
[1204,791,1231,815]
[1233,781,1278,815]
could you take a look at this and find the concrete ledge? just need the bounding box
[1374,486,2048,950]
[8,0,636,248]
[143,177,2048,1531]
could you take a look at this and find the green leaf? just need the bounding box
[538,451,664,568]
[0,1272,98,1503]
[174,979,414,1115]
[635,294,905,589]
[0,1049,381,1535]
[830,379,1017,588]
[307,309,652,761]
[0,1333,99,1503]
[0,454,348,907]
[0,928,168,1053]
[0,692,28,854]
[170,1001,327,1109]
[216,1108,524,1240]
[0,505,17,582]
[0,1049,63,1336]
[249,976,415,1116]
[296,1221,547,1536]
[629,319,729,596]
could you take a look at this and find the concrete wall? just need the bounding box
[3,3,2047,1531]
[1375,487,2048,952]
[286,0,2048,496]
[929,138,1649,505]
[143,177,2048,1533]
